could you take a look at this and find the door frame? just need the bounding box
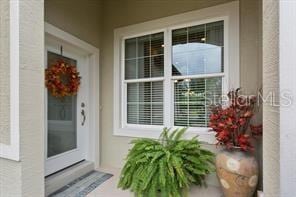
[45,22,100,170]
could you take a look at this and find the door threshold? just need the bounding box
[45,160,94,196]
[45,160,85,178]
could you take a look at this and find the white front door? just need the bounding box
[45,38,90,176]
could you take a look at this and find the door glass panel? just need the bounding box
[47,51,77,158]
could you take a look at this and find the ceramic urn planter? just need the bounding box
[216,149,259,197]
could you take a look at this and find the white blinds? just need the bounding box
[174,77,222,127]
[125,32,164,126]
[127,81,163,125]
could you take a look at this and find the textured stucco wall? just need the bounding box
[0,0,10,145]
[240,0,263,189]
[240,0,262,94]
[45,0,102,48]
[0,0,45,196]
[0,1,21,196]
[263,0,280,196]
[0,159,22,196]
[99,0,262,186]
[19,0,45,195]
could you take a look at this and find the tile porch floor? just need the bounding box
[87,167,222,197]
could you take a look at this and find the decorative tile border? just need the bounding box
[49,171,113,197]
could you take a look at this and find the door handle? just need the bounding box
[81,109,86,126]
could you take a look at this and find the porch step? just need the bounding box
[45,160,94,196]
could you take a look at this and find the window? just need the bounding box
[124,33,164,126]
[114,2,239,141]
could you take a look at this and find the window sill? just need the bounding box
[113,127,217,144]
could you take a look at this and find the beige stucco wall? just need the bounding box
[0,0,21,195]
[0,159,22,196]
[100,0,262,171]
[0,1,20,196]
[262,0,280,196]
[0,0,10,145]
[240,0,262,93]
[0,0,45,196]
[45,0,102,48]
[240,0,263,189]
[19,0,45,195]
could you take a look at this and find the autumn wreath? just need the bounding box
[45,61,81,98]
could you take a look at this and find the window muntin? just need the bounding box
[123,21,225,128]
[125,32,164,80]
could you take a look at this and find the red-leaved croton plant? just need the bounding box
[209,88,262,152]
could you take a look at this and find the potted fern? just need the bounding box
[118,128,215,197]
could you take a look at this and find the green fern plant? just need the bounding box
[118,128,215,197]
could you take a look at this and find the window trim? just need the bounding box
[113,1,239,143]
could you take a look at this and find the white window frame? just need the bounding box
[113,1,239,143]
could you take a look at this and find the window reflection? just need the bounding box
[172,21,224,76]
[172,43,223,75]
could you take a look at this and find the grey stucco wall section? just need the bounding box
[0,0,10,145]
[45,0,102,48]
[19,0,45,196]
[240,0,262,94]
[240,0,263,189]
[0,0,45,196]
[263,0,280,196]
[0,0,21,195]
[100,0,262,171]
[0,159,22,196]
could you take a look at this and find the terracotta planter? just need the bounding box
[215,149,259,197]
